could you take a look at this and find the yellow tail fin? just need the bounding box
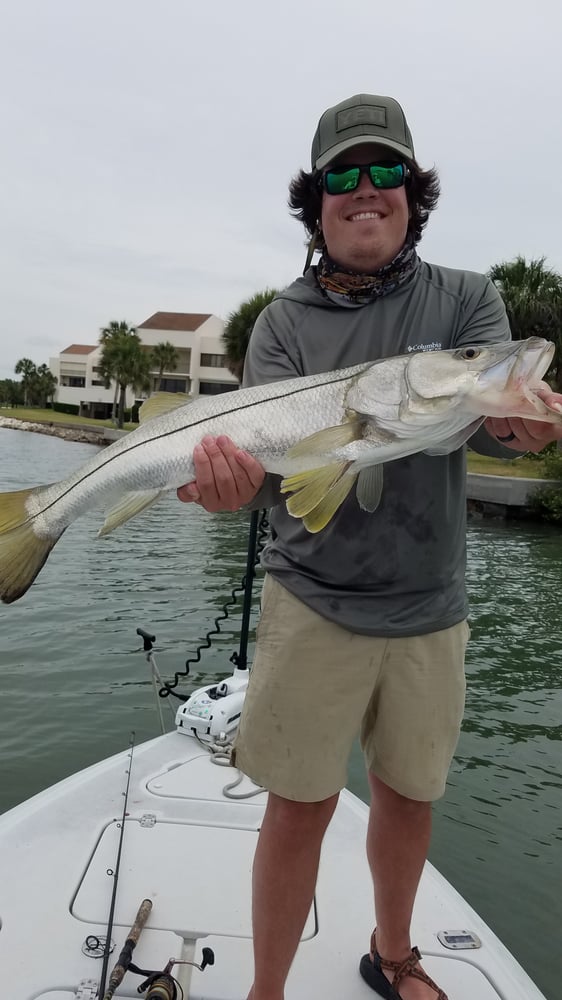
[0,488,62,603]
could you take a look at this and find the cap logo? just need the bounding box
[336,106,387,131]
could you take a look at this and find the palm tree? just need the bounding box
[99,320,138,421]
[99,324,151,428]
[151,341,179,392]
[14,357,37,406]
[10,361,56,408]
[223,288,280,382]
[488,257,562,390]
[33,364,58,408]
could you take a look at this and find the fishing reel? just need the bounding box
[138,949,215,998]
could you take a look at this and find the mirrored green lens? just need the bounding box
[368,163,405,188]
[324,167,361,194]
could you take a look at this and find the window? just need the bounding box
[159,377,188,393]
[200,353,226,368]
[61,376,86,387]
[199,382,237,396]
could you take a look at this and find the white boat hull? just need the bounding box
[0,729,548,999]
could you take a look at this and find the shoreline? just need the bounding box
[0,415,107,445]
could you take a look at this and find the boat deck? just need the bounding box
[0,732,547,999]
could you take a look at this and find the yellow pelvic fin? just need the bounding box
[285,420,362,460]
[281,463,349,516]
[301,474,357,533]
[98,489,165,537]
[0,487,62,604]
[282,461,358,531]
[139,392,192,424]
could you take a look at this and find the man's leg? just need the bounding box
[360,625,468,997]
[366,773,439,1000]
[247,791,339,1000]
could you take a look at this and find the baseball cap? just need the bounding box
[311,94,415,171]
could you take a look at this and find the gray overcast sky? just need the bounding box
[1,0,561,380]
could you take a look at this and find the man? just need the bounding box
[178,95,562,1000]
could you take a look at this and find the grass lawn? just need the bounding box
[0,406,551,478]
[466,451,547,478]
[0,407,137,431]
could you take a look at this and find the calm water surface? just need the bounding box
[0,428,560,999]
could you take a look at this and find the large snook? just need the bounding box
[0,336,560,603]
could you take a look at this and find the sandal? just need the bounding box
[359,930,448,999]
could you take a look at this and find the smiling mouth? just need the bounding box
[348,211,383,222]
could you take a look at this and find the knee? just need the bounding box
[369,774,432,814]
[265,791,339,836]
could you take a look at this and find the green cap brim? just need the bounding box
[315,135,414,171]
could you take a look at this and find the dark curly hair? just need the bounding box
[288,159,440,250]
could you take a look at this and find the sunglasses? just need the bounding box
[321,161,409,195]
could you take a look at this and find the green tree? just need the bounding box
[223,288,280,382]
[488,256,562,390]
[32,364,58,408]
[0,379,23,407]
[99,320,138,421]
[14,357,37,406]
[151,341,179,392]
[99,322,151,428]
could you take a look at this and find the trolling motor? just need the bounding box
[174,668,248,741]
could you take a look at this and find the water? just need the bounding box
[0,429,560,999]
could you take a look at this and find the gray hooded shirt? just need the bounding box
[243,259,512,637]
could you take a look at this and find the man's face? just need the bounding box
[320,143,410,272]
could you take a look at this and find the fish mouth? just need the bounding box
[504,337,554,388]
[472,337,557,420]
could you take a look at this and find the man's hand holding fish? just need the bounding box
[177,435,265,511]
[485,383,562,451]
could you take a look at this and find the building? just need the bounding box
[49,312,237,419]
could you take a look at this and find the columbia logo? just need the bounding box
[407,342,442,353]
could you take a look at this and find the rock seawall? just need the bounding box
[0,415,105,445]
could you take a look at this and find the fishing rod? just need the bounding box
[101,897,153,999]
[97,731,136,999]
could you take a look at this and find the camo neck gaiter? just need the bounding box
[316,238,418,305]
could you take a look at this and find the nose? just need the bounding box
[352,172,379,197]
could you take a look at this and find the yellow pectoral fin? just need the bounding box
[285,419,362,460]
[98,489,165,536]
[139,392,192,424]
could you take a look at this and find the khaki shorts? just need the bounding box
[233,575,468,803]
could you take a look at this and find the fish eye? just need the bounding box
[458,347,481,360]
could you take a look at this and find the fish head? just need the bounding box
[346,338,557,428]
[425,337,556,419]
[404,337,554,412]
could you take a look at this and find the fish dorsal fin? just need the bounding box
[98,489,165,536]
[356,466,384,512]
[423,417,485,456]
[285,419,362,460]
[139,392,191,424]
